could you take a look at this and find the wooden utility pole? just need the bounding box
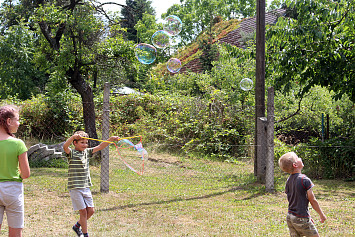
[255,0,266,182]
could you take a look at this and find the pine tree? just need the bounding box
[120,0,155,42]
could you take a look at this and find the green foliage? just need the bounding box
[120,0,156,42]
[17,93,83,139]
[274,138,292,162]
[29,157,68,168]
[96,25,139,87]
[294,137,354,179]
[108,93,253,160]
[0,22,47,100]
[266,0,355,102]
[198,38,219,72]
[275,85,354,139]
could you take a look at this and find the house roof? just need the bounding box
[179,8,286,74]
[112,87,144,95]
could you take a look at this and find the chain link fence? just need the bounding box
[6,84,353,194]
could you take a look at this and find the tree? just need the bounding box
[120,0,155,42]
[0,22,47,100]
[134,12,171,64]
[32,2,105,140]
[266,0,355,102]
[0,0,139,141]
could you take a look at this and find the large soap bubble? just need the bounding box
[134,43,157,65]
[167,58,182,73]
[240,78,253,91]
[163,15,182,36]
[151,30,171,49]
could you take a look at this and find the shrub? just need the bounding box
[294,137,354,179]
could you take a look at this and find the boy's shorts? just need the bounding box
[286,213,318,237]
[0,181,24,229]
[69,188,94,211]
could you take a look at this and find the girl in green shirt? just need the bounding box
[0,105,30,237]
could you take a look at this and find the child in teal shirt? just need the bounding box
[63,131,119,237]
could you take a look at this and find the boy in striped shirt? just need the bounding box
[63,131,119,237]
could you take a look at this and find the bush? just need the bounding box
[109,93,253,160]
[29,157,68,168]
[294,137,354,179]
[17,93,83,140]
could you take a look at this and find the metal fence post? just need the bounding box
[266,87,275,192]
[100,82,110,193]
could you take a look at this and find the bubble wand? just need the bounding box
[84,136,146,175]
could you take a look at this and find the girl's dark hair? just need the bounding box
[0,105,19,137]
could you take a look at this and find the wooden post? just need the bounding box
[257,117,267,183]
[100,82,110,193]
[266,87,275,192]
[255,0,266,177]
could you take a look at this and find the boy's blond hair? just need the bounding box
[73,130,89,143]
[278,152,298,174]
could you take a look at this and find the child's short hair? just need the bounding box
[278,152,298,174]
[73,131,89,143]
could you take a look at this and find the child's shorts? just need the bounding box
[0,181,24,229]
[286,213,318,237]
[69,188,94,211]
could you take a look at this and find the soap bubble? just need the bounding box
[167,58,182,73]
[240,78,253,91]
[134,43,157,65]
[163,15,182,36]
[151,30,171,49]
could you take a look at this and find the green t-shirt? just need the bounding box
[0,137,28,182]
[67,148,93,190]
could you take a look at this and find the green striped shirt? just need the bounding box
[67,148,93,190]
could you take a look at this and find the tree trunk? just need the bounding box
[67,67,99,146]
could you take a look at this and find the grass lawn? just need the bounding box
[1,150,354,236]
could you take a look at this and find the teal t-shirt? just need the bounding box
[67,148,93,190]
[0,137,28,182]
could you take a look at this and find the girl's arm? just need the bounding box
[18,152,30,179]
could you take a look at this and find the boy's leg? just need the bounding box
[79,208,88,233]
[86,207,95,220]
[72,221,83,236]
[8,227,22,237]
[287,213,319,237]
[286,214,301,237]
[79,207,94,234]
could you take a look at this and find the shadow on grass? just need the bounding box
[312,179,355,199]
[96,177,267,213]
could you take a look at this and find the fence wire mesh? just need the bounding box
[8,87,353,195]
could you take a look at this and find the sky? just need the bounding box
[0,0,273,19]
[104,0,273,19]
[101,0,182,20]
